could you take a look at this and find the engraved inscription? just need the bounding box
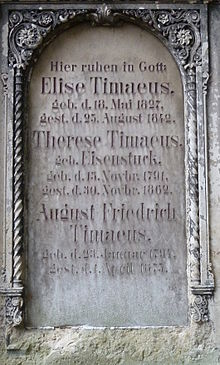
[26,24,187,326]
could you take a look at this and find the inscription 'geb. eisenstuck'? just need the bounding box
[26,23,187,327]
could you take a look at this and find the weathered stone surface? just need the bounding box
[0,2,220,365]
[26,23,186,327]
[0,324,219,365]
[209,5,220,349]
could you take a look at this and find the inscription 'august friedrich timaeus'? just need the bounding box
[27,25,187,326]
[38,202,176,224]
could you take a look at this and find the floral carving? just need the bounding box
[38,13,54,27]
[96,4,111,22]
[158,13,169,25]
[9,8,201,69]
[7,5,214,327]
[8,9,87,68]
[16,25,42,48]
[88,4,122,26]
[191,295,209,323]
[177,29,193,46]
[5,296,23,326]
[123,9,201,67]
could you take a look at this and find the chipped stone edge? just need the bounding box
[0,3,214,334]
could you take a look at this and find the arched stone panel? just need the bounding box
[27,22,186,327]
[3,5,214,329]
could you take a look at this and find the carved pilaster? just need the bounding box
[5,5,213,327]
[186,68,200,287]
[1,73,8,285]
[13,68,24,290]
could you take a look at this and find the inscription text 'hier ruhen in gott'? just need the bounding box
[26,23,187,327]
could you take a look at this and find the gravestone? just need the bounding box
[26,23,187,327]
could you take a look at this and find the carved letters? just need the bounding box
[4,4,214,327]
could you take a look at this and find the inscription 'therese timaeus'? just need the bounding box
[26,24,187,327]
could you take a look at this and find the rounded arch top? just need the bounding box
[26,12,187,327]
[8,5,202,73]
[4,2,215,329]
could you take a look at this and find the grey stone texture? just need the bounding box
[26,23,187,328]
[0,324,220,365]
[0,2,220,364]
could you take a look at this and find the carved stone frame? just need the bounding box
[1,3,214,329]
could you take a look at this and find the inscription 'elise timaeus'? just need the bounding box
[26,23,187,327]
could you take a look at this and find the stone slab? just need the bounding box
[26,23,187,327]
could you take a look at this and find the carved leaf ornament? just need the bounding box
[5,4,213,327]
